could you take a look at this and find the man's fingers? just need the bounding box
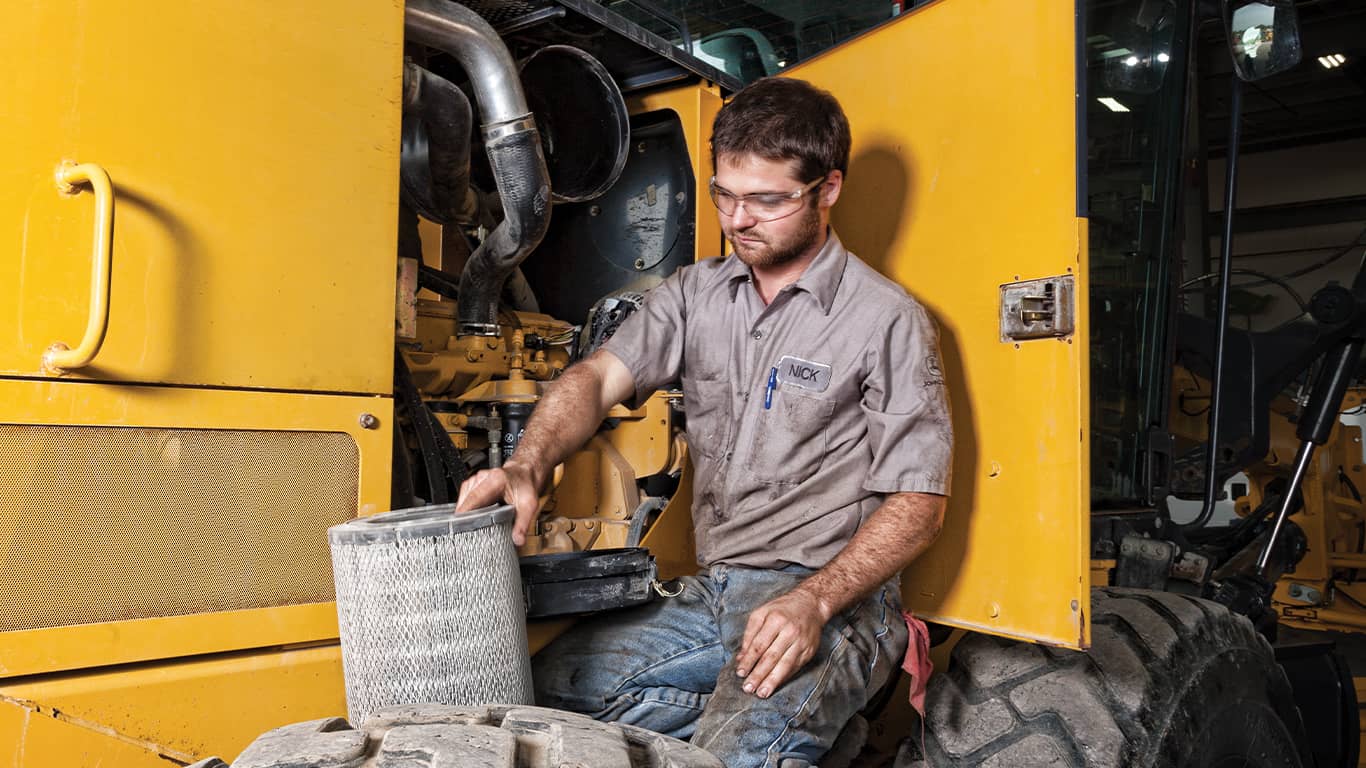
[736,609,767,672]
[737,611,781,676]
[456,471,503,512]
[510,498,538,546]
[754,641,808,699]
[742,625,795,693]
[507,476,544,546]
[456,465,545,545]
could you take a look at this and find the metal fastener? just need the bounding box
[359,413,379,430]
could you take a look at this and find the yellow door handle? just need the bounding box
[44,161,115,373]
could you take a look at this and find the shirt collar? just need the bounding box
[723,228,849,315]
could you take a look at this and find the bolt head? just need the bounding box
[359,413,379,430]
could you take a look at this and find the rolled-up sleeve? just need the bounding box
[859,303,953,496]
[601,269,688,406]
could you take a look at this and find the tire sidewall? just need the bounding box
[1161,647,1304,768]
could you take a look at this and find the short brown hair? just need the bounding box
[710,77,851,183]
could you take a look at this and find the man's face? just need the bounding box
[714,154,826,269]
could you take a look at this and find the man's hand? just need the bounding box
[732,493,945,699]
[734,588,833,699]
[456,461,542,546]
[449,351,637,546]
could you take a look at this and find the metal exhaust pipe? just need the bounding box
[404,0,552,336]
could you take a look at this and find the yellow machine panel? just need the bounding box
[792,0,1090,648]
[0,1,401,394]
[0,379,391,678]
[1,645,347,767]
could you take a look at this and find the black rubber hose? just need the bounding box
[401,63,473,225]
[419,264,462,299]
[394,351,448,504]
[457,127,552,335]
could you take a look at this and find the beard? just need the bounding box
[726,204,823,269]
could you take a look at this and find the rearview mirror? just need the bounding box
[1223,0,1302,81]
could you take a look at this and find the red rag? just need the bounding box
[902,610,935,763]
[901,611,934,717]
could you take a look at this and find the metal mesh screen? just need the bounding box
[459,0,553,28]
[0,425,359,632]
[331,509,533,724]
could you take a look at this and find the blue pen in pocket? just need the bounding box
[764,366,778,409]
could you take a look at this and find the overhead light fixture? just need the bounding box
[1318,53,1347,69]
[1157,52,1171,63]
[1125,55,1140,66]
[1098,97,1131,113]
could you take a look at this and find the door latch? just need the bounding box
[1000,275,1075,342]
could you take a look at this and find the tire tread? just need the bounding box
[907,588,1309,768]
[212,704,722,768]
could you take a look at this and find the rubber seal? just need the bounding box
[329,503,514,545]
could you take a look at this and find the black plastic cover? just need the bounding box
[520,547,658,618]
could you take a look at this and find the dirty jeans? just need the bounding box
[531,565,909,768]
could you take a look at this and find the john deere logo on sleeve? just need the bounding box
[776,355,832,393]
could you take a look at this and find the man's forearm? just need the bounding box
[506,361,616,490]
[794,492,946,621]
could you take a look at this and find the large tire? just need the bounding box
[901,588,1313,767]
[189,703,721,768]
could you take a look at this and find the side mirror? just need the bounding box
[1223,0,1303,81]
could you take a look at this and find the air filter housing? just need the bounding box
[329,503,532,725]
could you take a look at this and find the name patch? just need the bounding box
[776,355,832,393]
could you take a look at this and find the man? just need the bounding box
[456,76,951,767]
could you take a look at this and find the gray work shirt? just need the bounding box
[602,230,952,569]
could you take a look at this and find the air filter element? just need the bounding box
[329,503,532,725]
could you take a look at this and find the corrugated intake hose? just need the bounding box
[405,0,552,337]
[456,127,551,333]
[400,61,474,225]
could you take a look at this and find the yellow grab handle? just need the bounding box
[44,161,115,373]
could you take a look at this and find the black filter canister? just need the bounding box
[501,401,534,458]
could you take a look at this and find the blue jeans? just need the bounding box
[532,565,908,767]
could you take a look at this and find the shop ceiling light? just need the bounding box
[1318,53,1347,69]
[1098,97,1131,113]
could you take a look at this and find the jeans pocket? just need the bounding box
[838,589,906,696]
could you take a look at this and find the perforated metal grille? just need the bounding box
[332,521,533,724]
[459,0,552,27]
[0,425,360,632]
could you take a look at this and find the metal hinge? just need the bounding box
[999,275,1076,342]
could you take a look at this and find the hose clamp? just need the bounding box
[459,322,502,337]
[482,114,538,141]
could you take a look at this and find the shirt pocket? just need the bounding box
[681,375,732,461]
[746,390,836,485]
